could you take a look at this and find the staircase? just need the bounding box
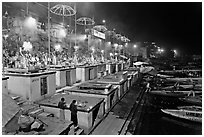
[8,94,84,135]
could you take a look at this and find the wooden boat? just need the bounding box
[177,105,202,111]
[148,90,187,98]
[161,106,202,123]
[179,95,202,106]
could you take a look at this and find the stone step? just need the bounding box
[21,104,39,113]
[38,112,54,117]
[10,95,20,100]
[29,108,44,116]
[68,126,84,135]
[17,100,26,106]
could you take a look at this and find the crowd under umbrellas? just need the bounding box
[2,2,130,72]
[2,2,202,135]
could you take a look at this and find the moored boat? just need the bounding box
[161,106,202,123]
[179,95,202,106]
[148,90,187,98]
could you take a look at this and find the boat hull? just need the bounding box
[161,109,202,123]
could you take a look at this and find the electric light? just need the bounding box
[24,16,37,30]
[23,41,32,51]
[55,44,61,51]
[59,28,66,38]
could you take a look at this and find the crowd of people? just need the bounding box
[2,47,119,71]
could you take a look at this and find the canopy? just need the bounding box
[140,66,154,74]
[76,17,95,26]
[2,93,21,127]
[147,69,158,76]
[50,4,76,16]
[93,25,107,32]
[133,61,149,66]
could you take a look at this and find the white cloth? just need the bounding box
[31,121,41,129]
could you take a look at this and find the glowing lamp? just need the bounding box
[24,16,37,30]
[114,43,118,48]
[59,28,66,38]
[107,42,111,45]
[91,47,95,52]
[23,41,32,51]
[55,44,61,51]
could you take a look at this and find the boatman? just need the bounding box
[58,97,67,122]
[69,100,79,133]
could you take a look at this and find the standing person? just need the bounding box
[58,97,67,122]
[69,100,78,132]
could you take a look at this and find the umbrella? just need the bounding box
[147,69,158,76]
[115,34,122,40]
[121,36,130,42]
[106,30,116,36]
[133,61,149,66]
[140,66,154,74]
[76,17,95,26]
[50,4,76,16]
[93,25,107,32]
[121,36,126,42]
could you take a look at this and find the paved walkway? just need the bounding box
[90,81,143,135]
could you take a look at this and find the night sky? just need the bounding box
[93,2,202,55]
[2,2,202,55]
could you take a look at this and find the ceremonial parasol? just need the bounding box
[76,17,95,26]
[50,4,76,17]
[93,25,107,32]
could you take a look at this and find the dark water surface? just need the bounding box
[135,93,202,135]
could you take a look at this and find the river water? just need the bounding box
[134,93,202,135]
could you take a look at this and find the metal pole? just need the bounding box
[74,3,76,47]
[48,2,50,70]
[69,15,71,57]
